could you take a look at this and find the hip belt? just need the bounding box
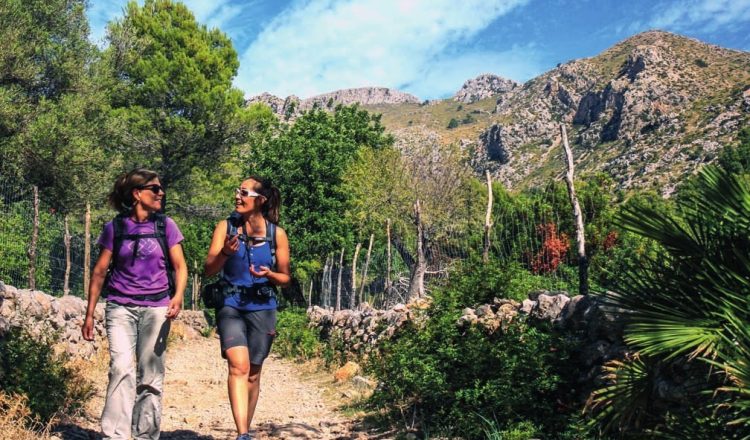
[105,287,170,302]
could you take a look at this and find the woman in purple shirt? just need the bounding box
[204,176,291,440]
[82,168,188,440]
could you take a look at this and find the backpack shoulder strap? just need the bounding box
[111,214,127,265]
[265,220,277,268]
[153,213,171,264]
[226,217,239,237]
[153,213,176,295]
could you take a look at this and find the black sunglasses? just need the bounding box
[138,184,165,194]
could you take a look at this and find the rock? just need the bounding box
[454,74,518,104]
[334,361,360,383]
[520,299,536,314]
[530,294,570,322]
[351,375,376,391]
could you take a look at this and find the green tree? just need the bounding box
[104,0,246,190]
[248,104,393,266]
[0,0,113,209]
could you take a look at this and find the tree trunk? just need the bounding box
[560,124,589,295]
[28,186,39,290]
[350,243,361,309]
[483,170,493,263]
[359,233,374,304]
[63,214,71,295]
[408,200,426,301]
[335,248,344,311]
[84,203,91,297]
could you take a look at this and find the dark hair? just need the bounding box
[108,168,159,213]
[248,175,281,224]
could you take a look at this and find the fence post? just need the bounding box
[63,214,71,295]
[84,203,91,297]
[350,243,361,309]
[335,247,344,311]
[407,200,426,302]
[359,233,374,305]
[560,124,589,295]
[386,219,392,297]
[308,278,313,308]
[28,186,39,290]
[483,170,493,263]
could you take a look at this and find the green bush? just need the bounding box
[0,327,93,423]
[447,118,459,129]
[274,309,323,361]
[367,286,582,439]
[443,257,551,306]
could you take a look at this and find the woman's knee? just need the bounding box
[247,364,263,384]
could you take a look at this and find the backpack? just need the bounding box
[103,212,176,298]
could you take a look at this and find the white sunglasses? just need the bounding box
[235,188,262,198]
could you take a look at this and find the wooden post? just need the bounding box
[350,242,361,309]
[335,247,344,311]
[308,278,313,308]
[63,214,71,295]
[560,125,589,295]
[28,186,39,290]
[359,233,374,304]
[407,200,426,301]
[84,203,91,297]
[386,219,392,296]
[483,170,493,263]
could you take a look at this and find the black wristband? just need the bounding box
[221,249,232,257]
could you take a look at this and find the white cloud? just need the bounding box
[651,0,750,33]
[236,0,531,99]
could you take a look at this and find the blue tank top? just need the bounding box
[221,239,277,311]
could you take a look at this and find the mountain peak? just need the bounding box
[454,74,519,104]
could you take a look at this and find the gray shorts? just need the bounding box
[216,306,276,365]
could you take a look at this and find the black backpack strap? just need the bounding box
[153,213,176,297]
[265,220,277,269]
[226,217,239,237]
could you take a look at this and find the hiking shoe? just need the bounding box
[236,433,253,440]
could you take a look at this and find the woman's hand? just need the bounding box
[166,294,183,319]
[249,265,271,278]
[222,234,240,256]
[82,316,95,341]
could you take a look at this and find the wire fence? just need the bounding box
[1,177,584,310]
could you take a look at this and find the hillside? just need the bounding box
[248,31,750,194]
[375,30,750,194]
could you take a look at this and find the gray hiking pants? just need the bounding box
[101,302,171,440]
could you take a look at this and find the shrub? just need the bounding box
[0,327,93,423]
[447,118,459,129]
[367,286,581,438]
[274,309,324,361]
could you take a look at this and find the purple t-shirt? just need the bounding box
[98,216,184,307]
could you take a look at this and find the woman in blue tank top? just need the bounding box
[204,176,291,440]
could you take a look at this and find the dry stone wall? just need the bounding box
[0,282,209,359]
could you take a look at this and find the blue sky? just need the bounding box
[87,0,750,100]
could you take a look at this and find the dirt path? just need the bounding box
[57,334,388,440]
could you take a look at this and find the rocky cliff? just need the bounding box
[371,31,750,195]
[453,73,518,104]
[247,87,420,119]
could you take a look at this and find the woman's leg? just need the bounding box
[246,363,263,426]
[225,346,251,435]
[132,306,170,440]
[245,309,276,428]
[101,302,138,440]
[217,306,252,436]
